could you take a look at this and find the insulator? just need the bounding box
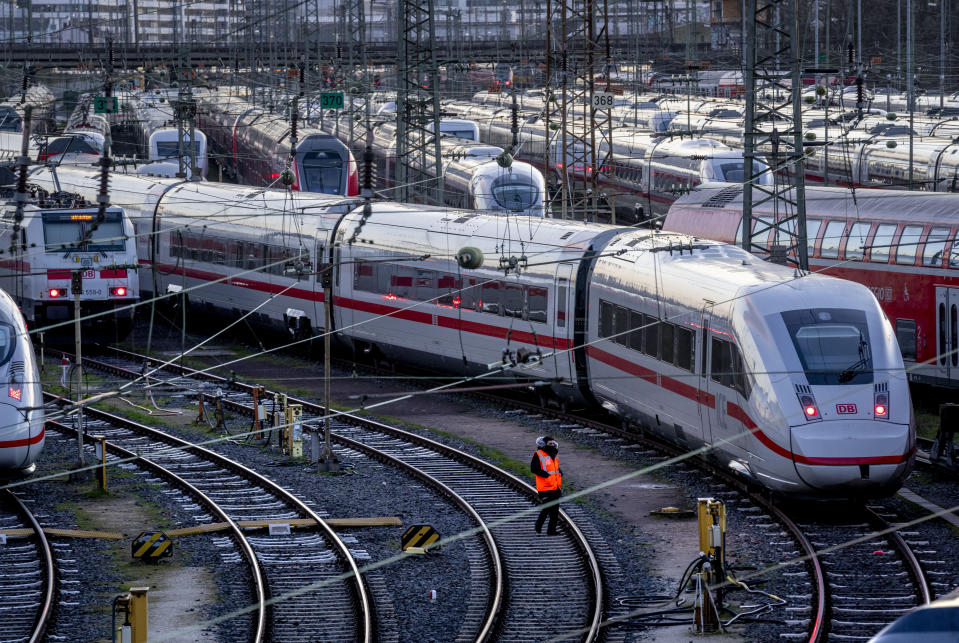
[847,43,854,65]
[363,147,374,190]
[856,76,864,104]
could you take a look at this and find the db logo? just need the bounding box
[836,403,858,414]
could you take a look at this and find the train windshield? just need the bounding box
[300,150,344,194]
[155,141,203,159]
[42,211,126,253]
[781,308,873,386]
[713,160,770,183]
[491,182,539,212]
[0,107,21,132]
[0,322,13,366]
[47,136,99,155]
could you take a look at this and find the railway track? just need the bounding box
[58,348,608,642]
[0,488,55,643]
[43,392,373,643]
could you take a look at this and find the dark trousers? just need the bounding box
[535,489,562,533]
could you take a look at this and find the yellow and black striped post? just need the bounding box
[401,524,440,553]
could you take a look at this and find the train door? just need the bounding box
[935,287,959,383]
[698,304,715,446]
[553,264,574,382]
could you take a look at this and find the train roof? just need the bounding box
[675,183,959,225]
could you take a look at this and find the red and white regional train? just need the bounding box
[665,183,959,388]
[28,166,915,497]
[0,287,44,475]
[197,89,358,196]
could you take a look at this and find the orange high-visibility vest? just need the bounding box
[535,449,562,492]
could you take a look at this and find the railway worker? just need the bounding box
[531,436,563,535]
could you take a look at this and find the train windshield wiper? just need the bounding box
[838,336,870,383]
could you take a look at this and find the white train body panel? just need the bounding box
[0,288,44,474]
[26,166,916,497]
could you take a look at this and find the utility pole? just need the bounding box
[315,263,339,473]
[907,0,913,190]
[941,0,946,111]
[742,0,808,270]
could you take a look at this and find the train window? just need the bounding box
[922,228,952,267]
[46,136,99,155]
[460,277,481,311]
[710,337,733,388]
[950,241,959,269]
[870,224,897,262]
[437,274,461,307]
[844,222,871,261]
[528,287,547,323]
[940,304,948,366]
[492,181,540,212]
[503,282,525,319]
[354,262,375,292]
[169,232,181,258]
[481,280,501,315]
[675,326,694,372]
[895,319,917,361]
[806,219,822,257]
[415,270,436,301]
[629,310,644,352]
[556,280,568,328]
[391,266,414,299]
[896,225,924,265]
[953,305,958,368]
[233,242,244,268]
[599,300,614,338]
[660,322,675,364]
[820,221,845,259]
[612,305,629,345]
[643,314,660,359]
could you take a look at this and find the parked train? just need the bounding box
[198,89,358,195]
[0,83,55,134]
[40,94,109,165]
[28,166,915,498]
[0,287,44,476]
[665,183,959,388]
[0,200,139,342]
[443,101,769,219]
[130,95,208,179]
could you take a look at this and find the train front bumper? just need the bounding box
[789,420,913,496]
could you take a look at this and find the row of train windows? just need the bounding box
[797,220,959,267]
[598,300,751,398]
[168,233,311,276]
[353,263,550,323]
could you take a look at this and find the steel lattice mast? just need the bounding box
[394,0,443,204]
[543,0,613,221]
[742,0,807,270]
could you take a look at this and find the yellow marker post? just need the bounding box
[113,586,149,643]
[697,498,726,584]
[93,435,107,491]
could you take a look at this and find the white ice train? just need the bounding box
[0,83,55,134]
[0,287,44,476]
[40,95,109,165]
[28,166,915,498]
[130,97,208,179]
[198,89,358,195]
[0,201,139,341]
[367,120,547,216]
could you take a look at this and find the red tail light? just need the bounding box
[8,387,21,401]
[874,391,889,419]
[798,394,820,421]
[110,287,127,297]
[48,288,61,298]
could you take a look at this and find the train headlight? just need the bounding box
[874,392,889,419]
[110,287,127,297]
[49,288,61,298]
[798,394,820,421]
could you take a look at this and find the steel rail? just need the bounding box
[45,392,374,643]
[864,506,933,606]
[1,488,56,643]
[43,417,269,643]
[71,347,605,642]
